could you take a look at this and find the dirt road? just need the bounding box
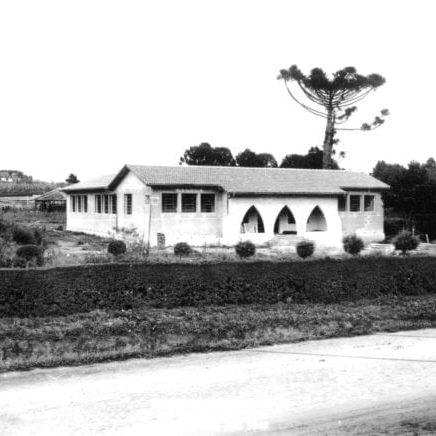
[2,329,436,435]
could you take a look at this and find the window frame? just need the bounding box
[349,195,361,212]
[181,193,197,213]
[200,193,215,213]
[364,195,375,212]
[162,193,178,213]
[338,196,346,212]
[124,193,133,215]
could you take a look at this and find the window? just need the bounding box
[364,195,375,212]
[71,195,87,213]
[95,195,102,213]
[162,193,177,212]
[124,194,132,215]
[111,195,117,214]
[182,193,197,212]
[103,195,109,214]
[349,195,361,212]
[201,194,215,213]
[338,196,346,212]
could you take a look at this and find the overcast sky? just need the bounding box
[0,1,434,182]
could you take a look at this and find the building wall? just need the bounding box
[222,196,344,247]
[147,188,226,246]
[339,191,385,242]
[66,172,385,247]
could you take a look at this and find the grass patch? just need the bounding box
[2,294,436,372]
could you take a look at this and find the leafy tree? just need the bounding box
[277,65,388,169]
[236,149,278,167]
[66,174,79,184]
[280,147,340,169]
[180,142,236,166]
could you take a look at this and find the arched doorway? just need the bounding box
[306,206,327,232]
[241,206,265,233]
[274,206,297,235]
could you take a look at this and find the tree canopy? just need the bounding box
[280,147,340,169]
[180,143,236,166]
[278,65,388,169]
[65,174,79,184]
[235,149,278,167]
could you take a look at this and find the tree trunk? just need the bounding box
[322,109,335,169]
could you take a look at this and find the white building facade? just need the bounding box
[63,165,389,248]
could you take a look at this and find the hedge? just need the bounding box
[1,258,436,317]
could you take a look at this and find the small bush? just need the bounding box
[174,242,192,257]
[33,227,46,247]
[16,244,44,266]
[343,234,364,255]
[108,240,127,256]
[296,240,314,259]
[393,230,419,255]
[11,256,28,268]
[235,240,256,258]
[12,227,36,245]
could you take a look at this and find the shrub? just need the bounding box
[16,244,44,266]
[174,242,192,257]
[108,240,127,256]
[33,227,46,246]
[296,240,314,259]
[343,234,364,255]
[393,230,419,255]
[12,227,36,245]
[235,240,256,258]
[11,256,28,268]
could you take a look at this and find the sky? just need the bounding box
[0,0,434,182]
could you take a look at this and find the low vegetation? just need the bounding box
[343,234,364,255]
[174,242,192,257]
[393,230,420,255]
[2,294,436,372]
[108,240,127,257]
[296,240,314,258]
[235,240,256,258]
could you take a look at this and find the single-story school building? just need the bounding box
[63,164,389,248]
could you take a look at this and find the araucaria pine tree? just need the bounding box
[277,65,388,169]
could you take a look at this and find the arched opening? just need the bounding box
[240,206,265,233]
[306,206,327,232]
[273,206,297,235]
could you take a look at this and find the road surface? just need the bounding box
[2,329,436,435]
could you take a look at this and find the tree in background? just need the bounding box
[278,65,388,169]
[373,159,436,239]
[280,147,341,169]
[65,174,79,184]
[180,142,236,166]
[235,149,278,167]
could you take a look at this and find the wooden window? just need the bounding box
[95,195,102,214]
[364,195,375,212]
[338,196,346,212]
[162,193,177,212]
[124,194,132,215]
[111,195,117,214]
[71,196,76,212]
[349,195,361,212]
[182,193,197,213]
[77,195,82,212]
[103,195,109,214]
[201,194,215,213]
[83,195,88,213]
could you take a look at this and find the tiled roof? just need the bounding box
[35,188,67,202]
[63,165,389,195]
[63,174,116,192]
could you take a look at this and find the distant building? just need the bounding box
[63,164,389,248]
[0,170,32,183]
[35,188,67,211]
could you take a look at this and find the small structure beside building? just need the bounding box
[35,188,67,211]
[63,164,389,248]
